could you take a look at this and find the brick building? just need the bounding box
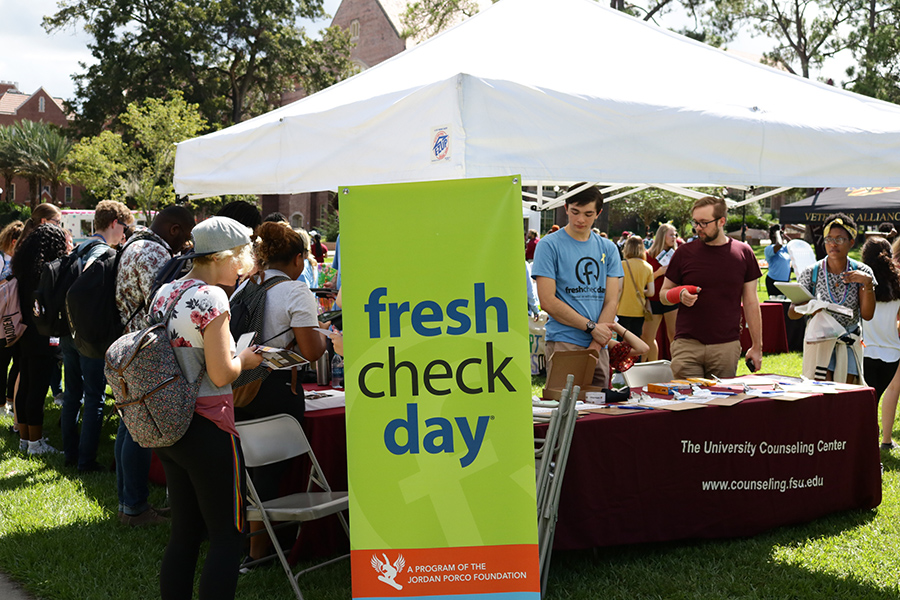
[263,0,415,231]
[0,81,84,207]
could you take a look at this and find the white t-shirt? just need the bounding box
[259,269,319,350]
[863,298,900,362]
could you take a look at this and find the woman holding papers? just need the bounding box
[641,224,679,361]
[150,217,264,600]
[859,237,900,449]
[232,221,328,567]
[789,213,875,383]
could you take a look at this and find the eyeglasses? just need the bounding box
[50,218,61,225]
[691,218,717,229]
[824,236,849,245]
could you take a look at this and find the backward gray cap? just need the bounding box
[188,216,252,256]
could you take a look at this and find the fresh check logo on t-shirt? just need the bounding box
[532,230,623,346]
[565,256,609,294]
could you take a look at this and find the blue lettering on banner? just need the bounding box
[365,283,509,338]
[384,403,491,468]
[362,283,515,468]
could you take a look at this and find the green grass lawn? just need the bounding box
[3,350,900,599]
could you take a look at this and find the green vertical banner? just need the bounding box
[342,176,540,600]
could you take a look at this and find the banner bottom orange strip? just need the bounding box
[352,544,540,599]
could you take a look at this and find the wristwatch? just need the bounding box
[585,320,596,333]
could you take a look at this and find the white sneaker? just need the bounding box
[19,439,28,452]
[28,439,60,455]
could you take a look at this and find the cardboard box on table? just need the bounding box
[542,349,605,400]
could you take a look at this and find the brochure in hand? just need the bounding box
[254,345,309,370]
[235,332,309,370]
[656,248,674,266]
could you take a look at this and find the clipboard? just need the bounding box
[774,281,813,303]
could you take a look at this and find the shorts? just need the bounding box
[649,300,678,315]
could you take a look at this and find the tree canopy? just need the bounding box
[44,0,355,135]
[68,92,207,212]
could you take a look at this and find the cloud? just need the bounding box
[0,0,93,100]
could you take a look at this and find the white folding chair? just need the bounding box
[535,374,580,598]
[622,359,673,389]
[236,414,349,600]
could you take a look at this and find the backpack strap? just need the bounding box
[120,234,183,331]
[75,239,105,271]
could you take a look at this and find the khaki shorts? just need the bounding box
[545,340,610,388]
[671,338,742,379]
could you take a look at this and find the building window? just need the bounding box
[38,97,45,113]
[540,210,555,234]
[350,19,360,40]
[7,183,14,201]
[65,186,72,205]
[291,212,304,229]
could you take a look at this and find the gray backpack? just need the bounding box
[105,283,203,448]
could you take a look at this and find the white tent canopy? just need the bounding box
[174,0,900,200]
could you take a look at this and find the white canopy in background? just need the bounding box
[174,0,900,201]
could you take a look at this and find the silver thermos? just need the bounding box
[316,350,331,386]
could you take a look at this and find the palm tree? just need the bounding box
[31,125,73,206]
[12,120,74,208]
[0,126,22,204]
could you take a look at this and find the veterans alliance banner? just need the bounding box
[341,176,540,600]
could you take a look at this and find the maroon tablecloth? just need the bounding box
[741,301,790,354]
[289,385,880,557]
[284,400,349,562]
[655,301,789,360]
[536,387,881,549]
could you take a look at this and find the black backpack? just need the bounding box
[229,275,291,405]
[32,240,104,338]
[66,232,159,359]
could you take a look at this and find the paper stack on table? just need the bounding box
[305,389,345,411]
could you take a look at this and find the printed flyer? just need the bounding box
[341,176,540,599]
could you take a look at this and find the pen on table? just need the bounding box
[609,404,654,410]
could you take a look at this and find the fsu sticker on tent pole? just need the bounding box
[431,126,451,162]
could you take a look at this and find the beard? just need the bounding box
[698,223,720,244]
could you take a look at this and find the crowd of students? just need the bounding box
[4,200,336,600]
[527,194,900,448]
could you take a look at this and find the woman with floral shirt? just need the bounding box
[150,217,263,600]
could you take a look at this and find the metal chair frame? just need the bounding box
[236,414,349,600]
[535,374,580,597]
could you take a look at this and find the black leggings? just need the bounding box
[863,357,899,405]
[156,415,246,600]
[234,370,305,501]
[15,352,53,428]
[0,344,18,404]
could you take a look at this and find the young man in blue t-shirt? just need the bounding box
[532,183,623,387]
